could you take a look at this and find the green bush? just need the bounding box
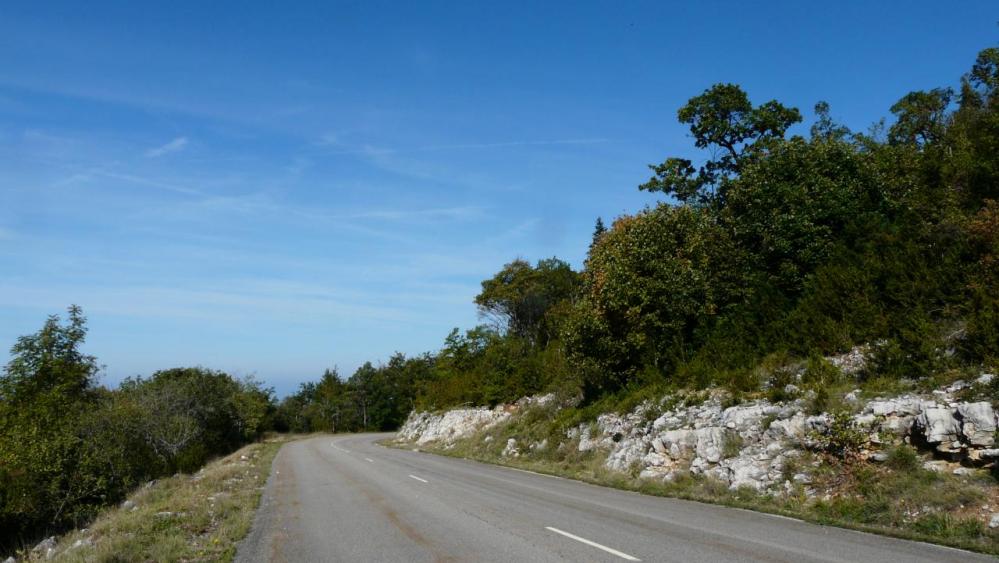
[812,411,867,459]
[885,444,920,471]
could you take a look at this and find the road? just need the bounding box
[235,434,992,562]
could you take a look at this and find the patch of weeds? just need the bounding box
[860,375,912,397]
[680,389,710,408]
[721,390,745,409]
[912,513,986,543]
[885,444,920,471]
[766,367,799,403]
[802,353,843,386]
[807,387,830,414]
[760,413,778,431]
[722,431,743,458]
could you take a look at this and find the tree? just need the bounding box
[590,217,606,251]
[348,362,377,430]
[949,47,999,206]
[810,101,851,141]
[566,205,727,393]
[475,258,580,346]
[724,135,877,293]
[640,83,801,207]
[313,368,351,433]
[1,305,98,405]
[889,88,953,146]
[0,306,102,544]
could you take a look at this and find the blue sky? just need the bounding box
[1,1,996,396]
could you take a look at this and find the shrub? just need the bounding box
[802,353,842,386]
[812,411,866,459]
[884,444,920,471]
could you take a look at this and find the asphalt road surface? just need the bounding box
[235,434,993,562]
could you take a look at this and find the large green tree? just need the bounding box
[475,257,580,347]
[640,83,801,207]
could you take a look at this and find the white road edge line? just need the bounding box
[408,474,428,483]
[545,526,641,561]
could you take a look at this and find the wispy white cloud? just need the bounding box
[321,138,609,156]
[332,205,484,222]
[412,138,610,152]
[315,132,341,146]
[96,170,205,196]
[145,136,188,158]
[486,218,540,244]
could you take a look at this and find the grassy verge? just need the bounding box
[24,434,296,562]
[391,414,999,556]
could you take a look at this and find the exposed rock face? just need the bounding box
[397,407,510,447]
[397,373,999,494]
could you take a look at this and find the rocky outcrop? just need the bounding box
[396,394,564,448]
[397,407,511,447]
[396,367,999,495]
[566,378,999,493]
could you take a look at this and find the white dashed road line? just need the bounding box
[365,458,374,463]
[408,474,428,483]
[545,526,641,561]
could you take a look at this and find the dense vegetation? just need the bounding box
[0,307,276,553]
[282,45,999,427]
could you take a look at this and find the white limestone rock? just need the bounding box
[956,402,996,447]
[726,457,768,490]
[721,403,776,431]
[866,396,931,417]
[502,438,519,457]
[769,413,806,440]
[923,460,950,473]
[397,407,510,447]
[695,427,726,463]
[915,408,960,445]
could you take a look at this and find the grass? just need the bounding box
[392,404,999,556]
[23,434,296,563]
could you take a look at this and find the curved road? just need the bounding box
[236,434,991,562]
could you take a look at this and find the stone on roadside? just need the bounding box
[502,438,519,457]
